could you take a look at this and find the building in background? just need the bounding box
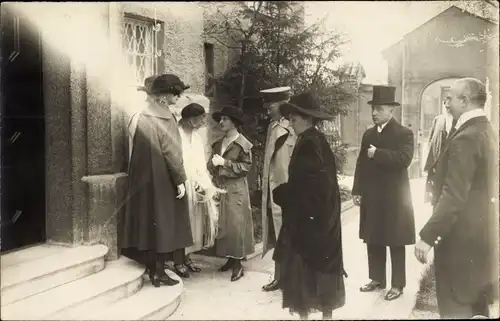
[0,2,238,258]
[382,5,498,177]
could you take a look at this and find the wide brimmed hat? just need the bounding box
[367,85,400,106]
[260,86,292,103]
[137,73,190,95]
[181,103,206,120]
[212,105,244,125]
[279,92,335,120]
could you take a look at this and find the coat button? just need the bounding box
[309,216,314,220]
[491,197,496,204]
[437,236,442,241]
[434,240,439,245]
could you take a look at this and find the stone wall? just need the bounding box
[39,3,237,260]
[383,6,495,177]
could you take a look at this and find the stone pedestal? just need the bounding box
[81,173,128,260]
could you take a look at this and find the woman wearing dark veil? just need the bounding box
[273,92,347,320]
[122,74,194,287]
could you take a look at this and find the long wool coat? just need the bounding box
[420,115,499,305]
[352,118,416,246]
[122,102,194,255]
[208,134,255,258]
[273,127,345,275]
[261,118,296,257]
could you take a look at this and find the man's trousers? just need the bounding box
[367,244,406,288]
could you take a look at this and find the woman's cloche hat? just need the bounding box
[181,103,206,120]
[279,91,335,120]
[137,74,190,95]
[211,105,244,125]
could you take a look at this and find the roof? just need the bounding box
[382,5,497,57]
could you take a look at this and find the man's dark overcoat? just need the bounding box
[352,118,416,246]
[420,116,499,305]
[122,102,194,255]
[273,127,345,275]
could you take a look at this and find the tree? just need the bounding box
[204,1,357,180]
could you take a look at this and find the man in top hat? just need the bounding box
[352,85,416,301]
[259,86,297,292]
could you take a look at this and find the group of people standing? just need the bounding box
[122,73,255,284]
[120,72,498,320]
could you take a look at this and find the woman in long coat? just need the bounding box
[273,92,347,320]
[178,103,225,274]
[207,105,254,282]
[122,74,194,287]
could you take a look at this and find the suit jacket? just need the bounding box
[261,118,296,257]
[352,118,416,246]
[419,115,499,304]
[273,127,345,275]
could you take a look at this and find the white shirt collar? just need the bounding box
[377,119,390,133]
[271,117,285,128]
[454,108,487,129]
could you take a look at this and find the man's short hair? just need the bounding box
[457,78,487,107]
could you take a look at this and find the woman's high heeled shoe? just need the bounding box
[154,273,180,287]
[231,265,244,282]
[184,259,201,273]
[174,264,190,278]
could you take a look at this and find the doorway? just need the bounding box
[1,6,46,252]
[418,77,461,176]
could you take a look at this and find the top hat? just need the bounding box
[181,103,206,120]
[137,74,190,95]
[367,85,400,106]
[260,86,292,103]
[212,105,244,125]
[279,92,335,120]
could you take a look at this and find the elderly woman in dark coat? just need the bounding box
[207,105,254,282]
[122,74,194,287]
[273,92,347,320]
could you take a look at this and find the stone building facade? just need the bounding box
[1,2,238,258]
[382,5,498,176]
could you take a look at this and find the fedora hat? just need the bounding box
[368,85,400,106]
[212,105,244,125]
[279,92,335,120]
[181,103,206,120]
[137,73,190,95]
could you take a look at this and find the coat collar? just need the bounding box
[447,115,489,141]
[213,133,253,154]
[141,101,174,120]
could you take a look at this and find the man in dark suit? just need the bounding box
[415,78,499,318]
[352,85,416,301]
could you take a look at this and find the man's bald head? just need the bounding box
[448,77,487,119]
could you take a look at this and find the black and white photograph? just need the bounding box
[1,1,498,320]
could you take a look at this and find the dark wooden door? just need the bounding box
[1,6,46,252]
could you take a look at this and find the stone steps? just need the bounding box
[85,270,182,320]
[1,244,184,320]
[1,244,108,305]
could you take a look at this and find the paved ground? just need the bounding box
[169,177,434,320]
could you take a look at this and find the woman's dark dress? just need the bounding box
[273,127,347,315]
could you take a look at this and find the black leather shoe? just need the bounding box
[384,287,404,301]
[231,265,244,282]
[184,259,202,273]
[153,274,180,287]
[174,264,190,278]
[360,281,386,292]
[262,279,280,292]
[218,258,235,272]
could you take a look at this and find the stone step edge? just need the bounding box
[1,244,109,290]
[1,257,144,320]
[84,269,182,320]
